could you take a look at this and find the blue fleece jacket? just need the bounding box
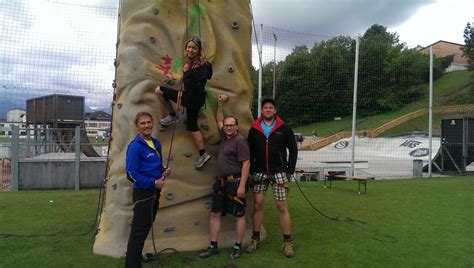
[126,135,163,190]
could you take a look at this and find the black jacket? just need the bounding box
[183,61,212,109]
[247,115,298,174]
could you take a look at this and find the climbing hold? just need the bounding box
[192,219,200,226]
[200,123,209,131]
[152,8,159,15]
[112,182,117,190]
[204,201,211,209]
[184,151,192,157]
[164,226,175,232]
[159,124,166,132]
[165,193,174,200]
[227,64,234,73]
[232,21,239,30]
[117,103,122,109]
[149,36,156,44]
[127,219,132,225]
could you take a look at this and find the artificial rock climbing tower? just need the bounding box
[93,0,257,257]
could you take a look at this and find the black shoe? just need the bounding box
[198,246,219,258]
[142,253,158,263]
[230,246,243,260]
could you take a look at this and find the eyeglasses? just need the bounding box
[224,124,236,128]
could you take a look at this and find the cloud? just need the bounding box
[2,0,457,111]
[0,0,117,110]
[251,0,435,37]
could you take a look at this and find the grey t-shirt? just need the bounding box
[217,129,250,177]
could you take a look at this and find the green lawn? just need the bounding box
[1,177,474,267]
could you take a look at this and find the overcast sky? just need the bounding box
[252,0,473,47]
[0,0,472,112]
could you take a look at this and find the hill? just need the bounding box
[296,70,474,137]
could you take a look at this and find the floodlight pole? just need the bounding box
[257,24,263,116]
[428,46,433,177]
[350,37,360,176]
[272,33,277,99]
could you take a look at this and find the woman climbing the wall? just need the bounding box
[155,36,213,169]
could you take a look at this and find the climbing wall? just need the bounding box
[93,0,259,257]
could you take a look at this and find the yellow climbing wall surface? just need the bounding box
[93,0,262,257]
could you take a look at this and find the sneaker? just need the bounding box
[160,113,180,126]
[198,245,219,258]
[282,240,295,258]
[245,239,259,254]
[195,152,211,168]
[230,246,243,260]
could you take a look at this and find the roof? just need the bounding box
[85,110,111,120]
[419,40,464,51]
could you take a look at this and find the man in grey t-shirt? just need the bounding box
[198,94,250,260]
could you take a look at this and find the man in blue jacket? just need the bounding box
[125,111,170,268]
[245,98,298,258]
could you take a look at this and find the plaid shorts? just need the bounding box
[251,172,288,201]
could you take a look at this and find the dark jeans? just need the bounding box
[125,189,160,268]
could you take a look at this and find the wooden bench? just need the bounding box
[324,173,374,194]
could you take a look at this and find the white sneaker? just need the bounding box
[195,152,211,168]
[160,113,180,126]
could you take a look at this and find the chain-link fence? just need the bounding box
[7,126,107,190]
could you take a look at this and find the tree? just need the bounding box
[462,22,474,70]
[250,23,452,127]
[358,24,400,115]
[276,45,313,126]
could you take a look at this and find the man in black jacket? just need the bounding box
[245,98,298,258]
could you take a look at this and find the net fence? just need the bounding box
[0,0,118,190]
[1,1,473,190]
[252,24,474,179]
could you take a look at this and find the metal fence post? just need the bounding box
[11,125,19,191]
[26,126,31,158]
[45,128,51,153]
[74,126,81,190]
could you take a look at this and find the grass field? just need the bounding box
[1,176,473,267]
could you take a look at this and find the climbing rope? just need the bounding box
[147,2,203,265]
[164,0,202,168]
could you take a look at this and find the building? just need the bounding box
[419,40,469,72]
[0,109,27,136]
[1,108,112,139]
[84,110,111,138]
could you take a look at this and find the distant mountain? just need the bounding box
[86,105,112,115]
